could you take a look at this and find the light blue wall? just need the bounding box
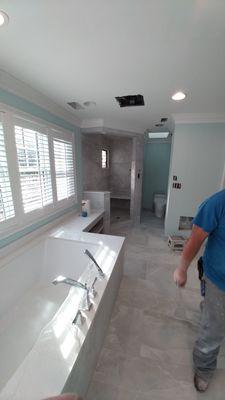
[142,140,171,210]
[0,88,82,248]
[0,88,76,132]
[165,122,225,236]
[0,205,77,249]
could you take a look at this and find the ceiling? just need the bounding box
[0,0,225,133]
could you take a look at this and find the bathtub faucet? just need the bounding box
[52,275,92,311]
[84,249,105,278]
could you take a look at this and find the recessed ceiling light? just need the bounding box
[0,11,9,27]
[172,91,186,101]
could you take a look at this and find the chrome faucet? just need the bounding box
[90,277,98,298]
[84,249,105,278]
[52,275,92,311]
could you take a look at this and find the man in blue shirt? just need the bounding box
[174,189,225,392]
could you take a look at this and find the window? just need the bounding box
[102,149,109,169]
[15,125,53,213]
[0,121,15,222]
[0,107,78,242]
[53,138,75,201]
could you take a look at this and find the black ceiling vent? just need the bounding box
[67,101,84,110]
[115,94,145,108]
[155,117,168,127]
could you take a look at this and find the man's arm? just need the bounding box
[173,225,208,287]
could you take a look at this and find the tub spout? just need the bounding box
[52,276,92,311]
[84,249,105,278]
[52,275,87,290]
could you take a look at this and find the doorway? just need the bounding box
[142,136,172,220]
[109,136,132,226]
[82,133,134,227]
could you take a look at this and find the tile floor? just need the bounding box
[86,212,225,399]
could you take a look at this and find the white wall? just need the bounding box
[165,122,225,236]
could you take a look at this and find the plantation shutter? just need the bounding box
[53,139,75,201]
[15,125,53,213]
[0,120,15,222]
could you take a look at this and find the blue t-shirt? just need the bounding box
[193,190,225,291]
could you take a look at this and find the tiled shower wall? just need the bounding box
[82,134,132,197]
[82,134,110,191]
[109,137,132,197]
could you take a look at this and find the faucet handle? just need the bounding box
[72,310,85,327]
[89,277,98,298]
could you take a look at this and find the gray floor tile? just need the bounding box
[86,213,224,400]
[119,355,193,392]
[94,348,126,386]
[86,380,119,400]
[123,256,147,279]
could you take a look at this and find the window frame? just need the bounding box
[0,104,78,239]
[53,137,76,203]
[51,127,77,207]
[15,121,54,215]
[101,148,109,169]
[0,111,16,228]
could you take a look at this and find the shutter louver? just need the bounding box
[53,139,75,201]
[0,122,15,222]
[15,125,53,213]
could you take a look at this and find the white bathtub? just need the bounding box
[0,227,124,400]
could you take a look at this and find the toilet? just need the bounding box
[153,193,167,218]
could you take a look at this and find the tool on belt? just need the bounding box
[197,256,205,297]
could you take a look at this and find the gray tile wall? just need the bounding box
[82,134,132,198]
[82,134,110,191]
[82,134,144,223]
[109,137,132,197]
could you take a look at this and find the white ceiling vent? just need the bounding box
[148,132,170,139]
[67,102,84,110]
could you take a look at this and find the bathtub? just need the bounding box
[0,222,124,400]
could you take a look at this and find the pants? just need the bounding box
[193,277,225,380]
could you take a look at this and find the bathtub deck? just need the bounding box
[0,284,69,391]
[0,211,125,400]
[86,212,225,400]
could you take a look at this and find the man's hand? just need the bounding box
[173,266,187,287]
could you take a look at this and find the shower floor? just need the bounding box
[110,207,130,225]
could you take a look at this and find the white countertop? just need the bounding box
[49,210,105,240]
[83,191,110,194]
